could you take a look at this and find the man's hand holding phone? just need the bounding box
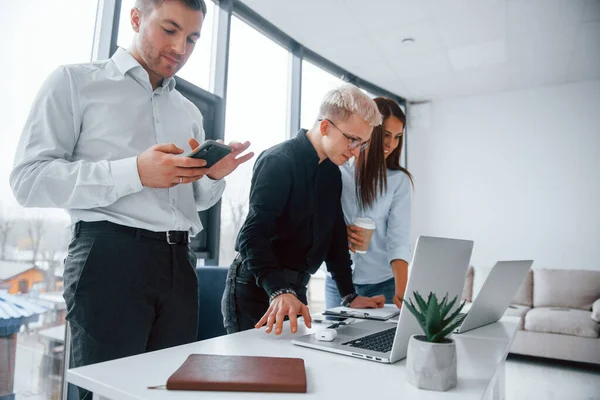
[137,143,209,188]
[187,138,254,180]
[136,138,254,188]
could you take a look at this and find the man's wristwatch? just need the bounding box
[269,288,297,303]
[341,292,359,307]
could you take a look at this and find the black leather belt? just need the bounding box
[76,221,189,245]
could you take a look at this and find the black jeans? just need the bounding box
[221,255,308,334]
[62,222,199,400]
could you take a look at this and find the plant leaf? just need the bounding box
[439,292,448,310]
[402,299,422,319]
[440,299,467,329]
[440,295,458,320]
[413,291,428,315]
[431,313,467,342]
[402,298,427,334]
[425,292,441,341]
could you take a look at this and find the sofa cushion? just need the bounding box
[533,269,600,310]
[592,299,600,323]
[461,265,474,302]
[511,269,533,307]
[503,305,531,329]
[524,307,599,338]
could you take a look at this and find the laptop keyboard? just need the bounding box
[342,327,397,353]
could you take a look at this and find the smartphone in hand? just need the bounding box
[187,140,232,168]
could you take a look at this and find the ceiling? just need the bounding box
[239,0,600,101]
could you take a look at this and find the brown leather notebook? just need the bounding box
[166,354,307,393]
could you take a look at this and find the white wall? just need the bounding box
[407,80,600,271]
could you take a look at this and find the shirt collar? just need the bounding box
[111,47,176,92]
[296,129,321,167]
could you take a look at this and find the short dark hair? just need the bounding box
[135,0,207,16]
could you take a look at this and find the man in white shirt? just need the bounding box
[10,1,251,398]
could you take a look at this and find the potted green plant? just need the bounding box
[403,291,467,391]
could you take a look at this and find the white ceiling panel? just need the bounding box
[371,20,444,59]
[507,0,586,36]
[315,34,384,68]
[239,0,598,101]
[343,0,429,33]
[448,40,506,71]
[242,0,362,40]
[402,73,457,101]
[506,24,579,63]
[389,50,453,79]
[346,61,400,89]
[429,0,506,48]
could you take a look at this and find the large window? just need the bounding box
[218,16,289,266]
[300,61,345,130]
[116,0,215,91]
[0,1,99,399]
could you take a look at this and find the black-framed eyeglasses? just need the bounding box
[319,118,369,152]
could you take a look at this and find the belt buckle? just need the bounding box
[166,231,177,245]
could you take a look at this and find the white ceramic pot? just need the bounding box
[406,334,457,391]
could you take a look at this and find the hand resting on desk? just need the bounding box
[255,293,386,336]
[255,293,312,335]
[349,295,386,309]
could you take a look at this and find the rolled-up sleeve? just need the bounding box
[386,174,412,265]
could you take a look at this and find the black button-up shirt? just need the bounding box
[236,130,354,298]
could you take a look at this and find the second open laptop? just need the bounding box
[454,260,533,334]
[292,236,474,364]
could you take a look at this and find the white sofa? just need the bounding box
[462,267,600,365]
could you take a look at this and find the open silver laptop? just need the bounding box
[292,236,474,364]
[454,260,533,334]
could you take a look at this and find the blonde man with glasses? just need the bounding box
[222,84,385,335]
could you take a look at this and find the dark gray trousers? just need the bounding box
[62,222,199,400]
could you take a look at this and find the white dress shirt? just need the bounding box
[10,48,225,235]
[340,161,412,285]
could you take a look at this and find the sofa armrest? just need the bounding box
[592,298,600,323]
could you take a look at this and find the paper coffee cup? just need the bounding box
[353,217,376,254]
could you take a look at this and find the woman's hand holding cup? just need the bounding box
[350,217,376,254]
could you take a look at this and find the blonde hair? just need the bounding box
[318,84,382,127]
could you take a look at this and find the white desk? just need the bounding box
[68,316,520,400]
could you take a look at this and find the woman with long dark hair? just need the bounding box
[325,97,413,309]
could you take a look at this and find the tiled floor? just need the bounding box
[505,355,600,400]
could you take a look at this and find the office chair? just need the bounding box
[195,266,228,341]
